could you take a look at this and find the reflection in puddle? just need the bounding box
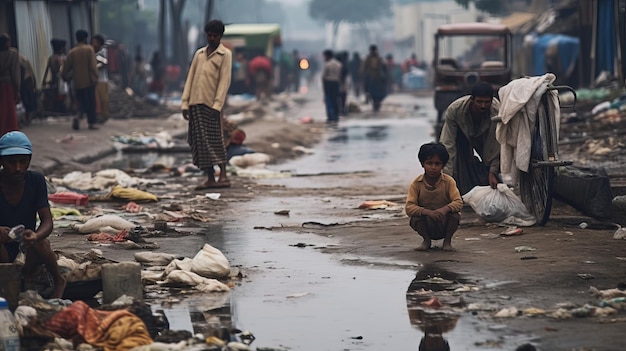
[406,265,467,351]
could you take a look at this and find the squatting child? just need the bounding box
[405,142,463,251]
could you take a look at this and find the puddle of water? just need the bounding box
[161,303,194,334]
[214,198,536,350]
[264,117,434,189]
[104,150,189,170]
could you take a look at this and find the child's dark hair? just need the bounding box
[417,142,449,165]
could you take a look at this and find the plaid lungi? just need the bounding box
[187,104,227,169]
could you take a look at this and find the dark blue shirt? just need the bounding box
[0,171,49,261]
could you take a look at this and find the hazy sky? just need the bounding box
[270,0,308,4]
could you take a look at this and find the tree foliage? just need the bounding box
[309,0,391,24]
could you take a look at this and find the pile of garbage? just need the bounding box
[109,83,176,120]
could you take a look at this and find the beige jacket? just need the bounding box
[181,43,232,112]
[440,95,501,176]
[62,42,98,89]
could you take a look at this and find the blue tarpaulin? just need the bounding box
[531,34,580,77]
[596,0,616,76]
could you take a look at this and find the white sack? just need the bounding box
[463,184,536,226]
[229,153,271,168]
[76,214,136,233]
[190,244,231,279]
[164,270,230,292]
[134,251,177,266]
[164,257,193,276]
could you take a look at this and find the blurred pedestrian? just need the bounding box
[337,51,349,115]
[91,34,110,123]
[132,49,147,97]
[322,49,341,125]
[361,44,387,112]
[307,54,320,88]
[230,52,248,95]
[248,55,272,100]
[18,54,37,124]
[349,52,362,97]
[292,49,302,93]
[62,29,99,130]
[385,53,403,92]
[182,19,232,190]
[149,51,165,97]
[0,33,20,135]
[42,38,69,113]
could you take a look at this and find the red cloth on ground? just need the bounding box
[46,301,152,351]
[0,81,19,135]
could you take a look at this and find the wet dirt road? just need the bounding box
[48,93,625,350]
[214,96,534,350]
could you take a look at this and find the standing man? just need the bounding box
[181,19,232,190]
[321,49,342,126]
[91,34,109,123]
[62,29,98,130]
[0,33,20,135]
[42,38,69,113]
[0,131,66,298]
[439,82,501,195]
[361,44,387,112]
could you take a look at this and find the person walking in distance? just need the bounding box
[181,19,232,190]
[62,29,99,130]
[91,34,110,123]
[361,44,388,112]
[0,33,20,135]
[321,49,342,126]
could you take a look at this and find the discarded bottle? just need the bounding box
[0,298,20,351]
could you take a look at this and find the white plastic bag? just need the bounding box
[463,184,536,226]
[190,244,231,279]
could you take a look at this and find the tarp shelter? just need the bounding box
[530,34,579,84]
[595,0,617,77]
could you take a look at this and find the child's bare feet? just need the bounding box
[442,242,455,251]
[415,240,431,251]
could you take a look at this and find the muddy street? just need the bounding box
[5,90,626,351]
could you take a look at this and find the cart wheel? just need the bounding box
[519,97,555,226]
[519,165,554,226]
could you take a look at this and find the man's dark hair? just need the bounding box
[417,142,449,166]
[0,33,10,49]
[369,44,377,52]
[471,81,494,98]
[323,49,333,59]
[50,38,66,51]
[92,34,105,46]
[204,19,225,35]
[76,29,89,42]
